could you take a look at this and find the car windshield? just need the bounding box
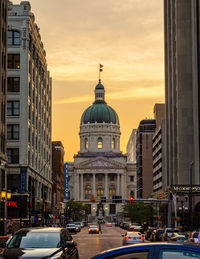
[127,232,141,237]
[90,226,97,228]
[167,229,179,233]
[7,232,61,248]
[67,224,75,227]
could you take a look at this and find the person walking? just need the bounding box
[98,224,102,234]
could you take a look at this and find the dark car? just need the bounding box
[90,242,200,259]
[66,224,77,234]
[154,229,165,241]
[145,227,156,240]
[0,227,79,259]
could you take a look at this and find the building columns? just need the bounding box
[117,174,120,195]
[105,173,108,198]
[80,173,83,201]
[92,173,96,197]
[76,173,79,200]
[121,173,125,199]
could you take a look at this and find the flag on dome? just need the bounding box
[99,64,103,72]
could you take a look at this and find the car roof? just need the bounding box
[16,227,64,234]
[90,242,200,259]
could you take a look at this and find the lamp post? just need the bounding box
[1,189,11,235]
[189,161,194,231]
[177,196,188,232]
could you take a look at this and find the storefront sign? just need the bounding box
[7,201,18,208]
[20,167,27,194]
[64,162,69,200]
[173,185,200,193]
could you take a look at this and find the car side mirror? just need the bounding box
[0,242,7,248]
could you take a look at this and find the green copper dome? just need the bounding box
[81,81,119,125]
[81,103,119,125]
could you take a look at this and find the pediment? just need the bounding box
[77,157,125,169]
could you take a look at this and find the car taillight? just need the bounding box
[88,228,91,232]
[191,238,194,242]
[97,228,99,231]
[125,236,130,240]
[141,236,144,240]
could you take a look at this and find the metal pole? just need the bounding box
[167,188,171,228]
[181,201,184,232]
[189,161,194,231]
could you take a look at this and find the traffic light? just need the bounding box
[130,196,134,203]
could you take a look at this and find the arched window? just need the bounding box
[112,138,115,149]
[84,138,88,149]
[8,30,20,46]
[109,186,116,199]
[84,184,92,199]
[98,137,103,149]
[97,184,104,199]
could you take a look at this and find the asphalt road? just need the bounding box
[73,225,128,259]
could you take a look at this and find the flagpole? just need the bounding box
[99,64,101,83]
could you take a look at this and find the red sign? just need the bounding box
[7,201,18,208]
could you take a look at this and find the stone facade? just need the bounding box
[67,82,136,220]
[6,1,52,215]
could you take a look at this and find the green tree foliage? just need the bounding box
[65,199,90,221]
[122,202,155,225]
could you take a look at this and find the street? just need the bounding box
[73,225,132,259]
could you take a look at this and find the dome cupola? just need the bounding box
[81,80,119,125]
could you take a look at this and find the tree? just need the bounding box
[122,202,155,225]
[65,199,89,222]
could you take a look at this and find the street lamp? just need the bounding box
[177,196,188,232]
[0,189,11,235]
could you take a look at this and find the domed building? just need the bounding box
[67,81,136,221]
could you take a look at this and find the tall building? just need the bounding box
[0,0,8,190]
[136,119,156,198]
[52,141,65,219]
[164,0,200,205]
[126,129,137,163]
[68,80,136,221]
[7,1,52,221]
[152,104,165,193]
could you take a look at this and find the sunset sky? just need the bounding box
[14,0,165,161]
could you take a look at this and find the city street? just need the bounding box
[73,225,133,259]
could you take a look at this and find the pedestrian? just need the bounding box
[198,230,200,243]
[98,224,102,234]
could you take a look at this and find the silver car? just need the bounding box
[122,231,144,245]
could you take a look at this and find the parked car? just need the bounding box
[0,227,79,259]
[188,231,199,243]
[90,243,200,259]
[88,225,99,234]
[66,223,77,234]
[122,232,144,245]
[162,228,180,241]
[170,233,188,242]
[74,222,81,232]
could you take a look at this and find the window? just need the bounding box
[112,138,115,149]
[85,185,92,199]
[109,204,116,214]
[98,137,103,149]
[8,30,20,45]
[8,54,20,69]
[158,249,200,259]
[7,124,19,140]
[109,186,116,199]
[85,138,88,149]
[110,174,115,181]
[97,184,104,199]
[130,176,134,182]
[7,101,20,116]
[7,148,19,163]
[85,174,91,181]
[7,77,20,92]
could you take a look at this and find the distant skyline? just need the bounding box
[13,0,164,161]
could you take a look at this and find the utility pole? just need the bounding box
[189,161,194,231]
[167,187,171,228]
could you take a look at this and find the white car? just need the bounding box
[122,232,144,245]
